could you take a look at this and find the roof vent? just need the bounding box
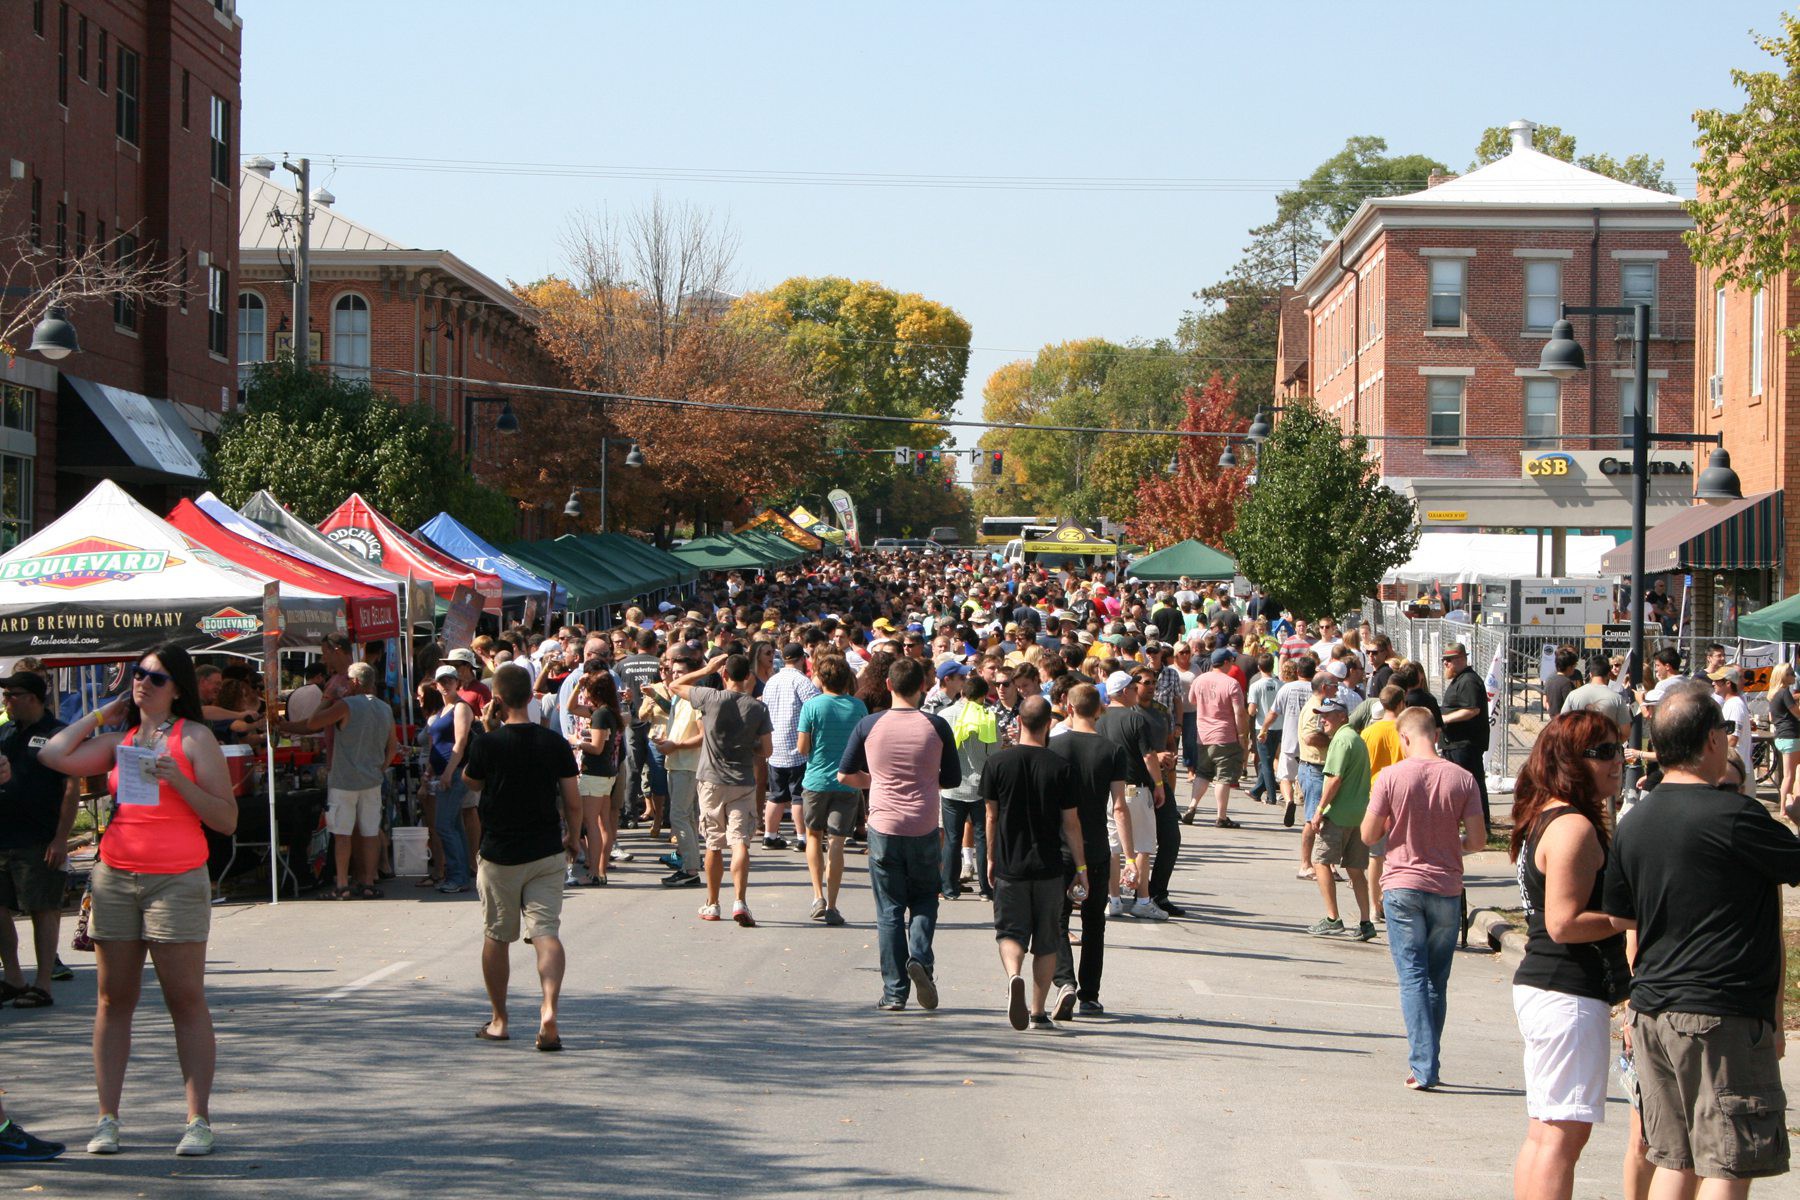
[1507,119,1538,153]
[310,186,336,208]
[244,155,275,177]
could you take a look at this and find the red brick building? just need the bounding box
[0,0,242,543]
[1281,121,1701,565]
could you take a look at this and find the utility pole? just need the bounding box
[282,157,312,369]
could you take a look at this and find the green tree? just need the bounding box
[1471,123,1673,192]
[1689,14,1800,295]
[1224,400,1417,619]
[209,364,518,541]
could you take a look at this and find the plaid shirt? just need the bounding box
[760,667,819,768]
[1152,665,1182,713]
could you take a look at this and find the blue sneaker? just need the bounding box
[0,1119,65,1162]
[658,853,682,870]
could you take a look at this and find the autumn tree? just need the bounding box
[1127,375,1250,549]
[1470,123,1673,192]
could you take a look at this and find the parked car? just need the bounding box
[871,538,901,552]
[928,526,960,546]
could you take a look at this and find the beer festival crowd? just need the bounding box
[0,543,1797,1200]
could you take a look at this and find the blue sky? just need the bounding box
[241,1,1776,476]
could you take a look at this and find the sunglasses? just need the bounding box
[132,665,173,688]
[1581,741,1624,761]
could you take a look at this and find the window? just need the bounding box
[332,294,371,380]
[1428,377,1465,447]
[237,291,265,364]
[207,266,227,356]
[0,453,34,551]
[28,179,40,247]
[113,233,137,330]
[2,385,36,434]
[54,202,66,265]
[1524,260,1561,332]
[181,70,190,130]
[33,0,43,36]
[56,4,67,106]
[97,28,106,91]
[1620,378,1660,442]
[76,14,87,80]
[1752,288,1765,398]
[209,95,231,184]
[1523,379,1560,448]
[1620,262,1658,334]
[1428,259,1464,328]
[74,210,85,260]
[1714,288,1727,382]
[115,44,138,143]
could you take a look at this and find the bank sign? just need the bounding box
[1520,450,1693,481]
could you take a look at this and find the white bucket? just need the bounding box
[391,826,430,877]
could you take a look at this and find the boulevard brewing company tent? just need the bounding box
[0,480,345,661]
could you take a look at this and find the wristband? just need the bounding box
[1075,865,1088,873]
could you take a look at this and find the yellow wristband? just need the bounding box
[1075,865,1088,873]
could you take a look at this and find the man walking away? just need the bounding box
[615,630,664,829]
[1308,698,1375,941]
[1604,682,1800,1192]
[1562,654,1631,737]
[1096,672,1166,921]
[760,642,818,850]
[281,661,397,899]
[940,674,998,901]
[795,655,866,924]
[1049,683,1130,1017]
[1188,647,1249,829]
[837,657,960,1012]
[1360,707,1485,1090]
[462,665,581,1051]
[1438,642,1491,828]
[983,696,1085,1030]
[671,654,772,928]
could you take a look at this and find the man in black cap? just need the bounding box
[1438,642,1490,827]
[0,671,76,1008]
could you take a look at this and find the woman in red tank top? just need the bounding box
[41,643,234,1158]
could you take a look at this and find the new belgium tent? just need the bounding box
[318,494,502,613]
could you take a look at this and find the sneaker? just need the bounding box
[1028,1013,1057,1031]
[51,956,74,982]
[1006,974,1029,1031]
[793,838,807,852]
[1157,899,1187,918]
[1052,984,1077,1022]
[610,848,635,863]
[1131,897,1169,922]
[436,882,470,894]
[1405,1073,1436,1091]
[1106,896,1126,918]
[762,835,788,851]
[698,903,722,921]
[1077,999,1106,1016]
[876,998,906,1012]
[86,1115,120,1155]
[564,867,580,887]
[174,1117,214,1157]
[657,852,683,870]
[808,896,828,921]
[823,907,846,926]
[0,1119,64,1163]
[1354,920,1378,942]
[1308,917,1346,938]
[732,901,756,928]
[907,960,938,1011]
[661,870,701,888]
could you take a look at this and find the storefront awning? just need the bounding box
[59,375,207,482]
[1598,491,1785,575]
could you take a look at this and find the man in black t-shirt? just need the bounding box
[462,664,581,1051]
[982,696,1084,1031]
[1095,672,1167,922]
[1604,684,1800,1186]
[615,628,666,828]
[1049,683,1130,1017]
[1437,643,1489,827]
[0,672,74,1008]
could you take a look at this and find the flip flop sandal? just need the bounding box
[11,985,53,1008]
[322,887,354,901]
[355,885,385,900]
[476,1025,510,1042]
[0,981,25,1004]
[413,876,443,888]
[535,1033,563,1052]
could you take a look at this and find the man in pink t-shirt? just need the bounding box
[1186,649,1248,829]
[1360,707,1486,1091]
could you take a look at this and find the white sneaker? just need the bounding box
[1106,896,1126,917]
[1131,897,1170,922]
[86,1115,120,1155]
[174,1117,214,1157]
[698,902,722,921]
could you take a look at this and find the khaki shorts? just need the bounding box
[1633,1009,1790,1180]
[1193,740,1244,782]
[577,774,620,813]
[477,853,565,944]
[697,781,757,851]
[1310,818,1369,869]
[1116,784,1157,856]
[89,861,211,944]
[326,785,382,836]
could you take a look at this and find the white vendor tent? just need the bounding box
[1383,533,1618,586]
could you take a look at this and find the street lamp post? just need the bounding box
[461,394,518,467]
[1539,304,1742,782]
[563,437,645,530]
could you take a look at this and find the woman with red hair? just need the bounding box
[1508,711,1632,1200]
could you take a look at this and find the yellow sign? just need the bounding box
[1524,452,1577,478]
[1425,510,1468,522]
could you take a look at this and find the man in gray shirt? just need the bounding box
[671,653,772,927]
[1562,654,1631,736]
[281,661,397,899]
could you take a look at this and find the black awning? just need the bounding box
[59,375,208,483]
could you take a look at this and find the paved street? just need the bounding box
[4,796,1796,1199]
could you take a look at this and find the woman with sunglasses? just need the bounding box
[40,643,235,1159]
[1506,711,1631,1200]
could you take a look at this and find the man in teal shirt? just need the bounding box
[1307,698,1375,941]
[795,655,868,926]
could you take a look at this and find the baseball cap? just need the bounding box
[1442,642,1468,659]
[936,660,969,680]
[1707,666,1740,683]
[658,601,678,613]
[1316,697,1347,714]
[1209,648,1233,668]
[906,622,925,633]
[0,672,46,700]
[1325,660,1349,679]
[433,664,459,682]
[872,617,897,632]
[1105,670,1136,694]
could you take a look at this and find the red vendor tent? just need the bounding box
[166,499,401,641]
[317,494,502,614]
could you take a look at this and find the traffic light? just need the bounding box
[990,450,1003,477]
[914,451,927,477]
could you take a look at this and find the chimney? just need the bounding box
[244,155,274,177]
[1507,119,1538,153]
[1427,169,1456,188]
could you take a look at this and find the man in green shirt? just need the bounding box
[1307,698,1375,941]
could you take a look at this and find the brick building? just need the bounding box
[1281,121,1703,570]
[0,0,242,544]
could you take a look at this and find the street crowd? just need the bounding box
[0,544,1797,1200]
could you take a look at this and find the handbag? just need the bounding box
[71,880,95,952]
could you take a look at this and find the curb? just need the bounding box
[1468,908,1527,965]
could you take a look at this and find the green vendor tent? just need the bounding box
[1737,592,1800,643]
[1125,539,1237,582]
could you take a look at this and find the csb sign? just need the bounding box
[1523,452,1577,478]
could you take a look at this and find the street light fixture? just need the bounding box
[1218,443,1239,470]
[27,305,79,360]
[563,438,644,529]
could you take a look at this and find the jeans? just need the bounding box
[667,769,699,872]
[1054,853,1111,1002]
[867,830,940,1003]
[1298,761,1325,822]
[1440,742,1491,830]
[940,798,989,897]
[1149,791,1181,907]
[1383,887,1461,1086]
[622,722,652,821]
[1180,711,1199,773]
[1254,725,1281,802]
[434,776,471,887]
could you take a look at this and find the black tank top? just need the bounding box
[1512,807,1630,1003]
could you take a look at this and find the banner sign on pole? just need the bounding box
[442,584,481,653]
[826,489,861,552]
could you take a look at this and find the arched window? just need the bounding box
[332,292,371,381]
[236,290,265,365]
